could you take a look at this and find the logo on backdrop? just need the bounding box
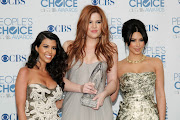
[144,46,166,67]
[165,103,168,119]
[91,0,115,6]
[0,18,33,40]
[113,111,118,120]
[174,73,180,94]
[1,113,18,120]
[172,17,180,39]
[58,111,62,119]
[146,24,159,32]
[40,0,78,12]
[47,25,71,32]
[0,75,17,98]
[0,0,25,5]
[1,54,27,62]
[109,18,159,40]
[109,18,122,40]
[129,0,165,12]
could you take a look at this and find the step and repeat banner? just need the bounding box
[0,0,180,120]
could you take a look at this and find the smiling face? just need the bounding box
[129,32,145,55]
[86,12,102,40]
[36,38,57,64]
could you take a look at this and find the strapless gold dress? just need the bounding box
[116,72,159,120]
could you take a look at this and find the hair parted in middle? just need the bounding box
[122,19,148,46]
[67,5,117,71]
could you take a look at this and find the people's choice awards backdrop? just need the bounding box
[0,0,180,120]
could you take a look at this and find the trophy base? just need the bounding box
[80,97,97,108]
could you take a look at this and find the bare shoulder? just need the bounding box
[63,40,74,52]
[17,67,30,80]
[18,67,29,76]
[146,57,163,68]
[117,59,127,77]
[118,58,126,68]
[16,67,30,83]
[153,57,163,68]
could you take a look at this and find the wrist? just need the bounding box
[102,90,108,98]
[80,85,84,93]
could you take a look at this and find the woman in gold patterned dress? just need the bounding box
[114,19,166,120]
[15,31,68,120]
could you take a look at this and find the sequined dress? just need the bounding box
[62,61,113,120]
[116,72,159,120]
[25,84,63,120]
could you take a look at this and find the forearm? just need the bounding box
[103,80,117,97]
[56,100,63,109]
[110,80,119,103]
[17,108,27,120]
[63,78,82,92]
[157,94,166,120]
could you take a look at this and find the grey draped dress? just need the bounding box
[62,61,113,120]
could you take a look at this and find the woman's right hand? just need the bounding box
[81,82,97,94]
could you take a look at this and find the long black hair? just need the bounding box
[26,31,68,90]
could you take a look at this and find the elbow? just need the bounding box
[111,90,119,103]
[112,79,118,92]
[156,90,166,100]
[111,87,119,103]
[111,96,117,103]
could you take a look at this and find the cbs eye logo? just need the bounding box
[1,114,9,120]
[92,0,99,5]
[1,55,9,62]
[47,25,55,32]
[1,0,8,5]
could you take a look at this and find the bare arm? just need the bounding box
[111,61,123,103]
[154,58,166,120]
[111,78,119,103]
[15,67,29,120]
[103,44,118,97]
[93,44,118,109]
[56,100,63,109]
[63,77,96,94]
[63,78,83,92]
[63,41,96,94]
[62,40,73,52]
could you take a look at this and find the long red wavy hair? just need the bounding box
[67,5,117,71]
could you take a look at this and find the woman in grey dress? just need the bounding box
[15,31,68,120]
[113,19,166,120]
[62,5,118,120]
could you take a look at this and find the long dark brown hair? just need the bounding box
[67,5,116,71]
[26,31,68,90]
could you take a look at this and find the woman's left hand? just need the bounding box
[92,92,107,110]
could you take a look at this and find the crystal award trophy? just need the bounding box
[80,62,103,108]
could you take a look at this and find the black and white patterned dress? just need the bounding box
[25,84,62,120]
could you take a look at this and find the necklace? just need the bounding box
[126,55,146,64]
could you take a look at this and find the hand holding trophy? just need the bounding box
[80,62,103,108]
